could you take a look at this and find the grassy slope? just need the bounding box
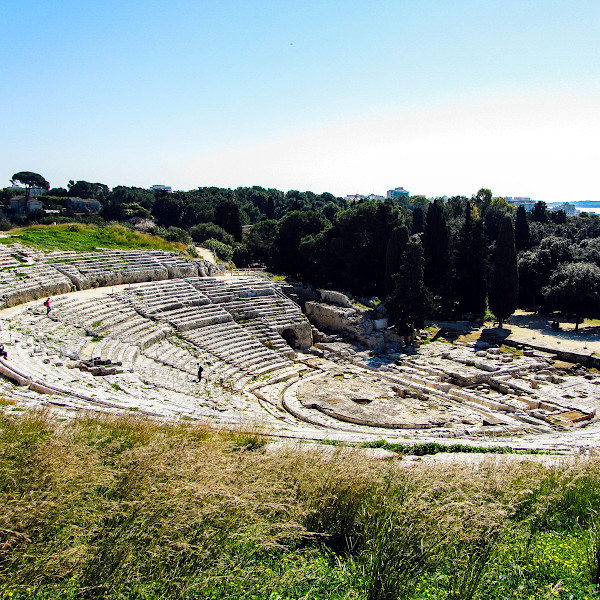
[0,223,187,254]
[0,411,599,600]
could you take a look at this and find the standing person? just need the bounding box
[197,363,204,382]
[44,297,51,315]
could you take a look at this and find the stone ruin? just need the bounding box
[0,246,598,451]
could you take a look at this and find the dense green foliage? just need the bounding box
[3,170,600,331]
[1,411,600,600]
[543,262,600,329]
[489,216,519,327]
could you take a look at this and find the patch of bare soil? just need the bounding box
[505,311,600,355]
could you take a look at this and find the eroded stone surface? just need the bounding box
[0,247,599,452]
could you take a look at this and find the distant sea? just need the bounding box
[548,202,600,214]
[575,205,600,214]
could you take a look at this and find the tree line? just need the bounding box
[3,173,599,333]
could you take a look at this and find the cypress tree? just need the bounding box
[384,225,409,295]
[411,207,424,234]
[214,201,243,242]
[386,237,431,337]
[456,204,487,316]
[514,205,530,252]
[489,216,518,327]
[423,199,450,316]
[266,196,276,220]
[531,201,548,223]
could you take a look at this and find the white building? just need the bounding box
[386,187,409,200]
[150,185,172,193]
[551,202,578,216]
[505,197,536,211]
[10,185,46,197]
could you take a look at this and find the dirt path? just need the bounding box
[506,310,600,355]
[194,245,216,263]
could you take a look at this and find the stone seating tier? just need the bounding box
[223,296,290,316]
[126,280,211,314]
[241,321,295,355]
[158,305,234,331]
[52,297,140,332]
[50,249,209,289]
[187,276,276,298]
[4,345,139,411]
[0,264,73,306]
[189,322,259,350]
[184,324,289,373]
[185,321,247,344]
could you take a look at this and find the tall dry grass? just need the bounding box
[1,410,600,599]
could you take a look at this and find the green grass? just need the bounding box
[0,224,187,253]
[360,439,547,455]
[1,410,600,600]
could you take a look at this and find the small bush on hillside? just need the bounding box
[204,237,234,261]
[189,222,235,246]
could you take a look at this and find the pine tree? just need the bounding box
[514,205,530,252]
[489,216,518,327]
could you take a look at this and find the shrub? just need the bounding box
[189,223,235,246]
[204,238,234,261]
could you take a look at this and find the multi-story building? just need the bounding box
[386,187,410,200]
[551,202,578,216]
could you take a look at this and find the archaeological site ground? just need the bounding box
[0,239,598,453]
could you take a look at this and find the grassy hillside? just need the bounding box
[1,410,599,600]
[0,223,188,253]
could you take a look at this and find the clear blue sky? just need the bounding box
[2,0,599,201]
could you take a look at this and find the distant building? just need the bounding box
[10,196,43,214]
[66,197,102,213]
[551,202,578,216]
[9,185,46,197]
[386,187,410,200]
[150,185,172,193]
[505,197,536,212]
[345,194,364,203]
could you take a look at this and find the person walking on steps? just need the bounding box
[197,363,204,382]
[44,297,51,315]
